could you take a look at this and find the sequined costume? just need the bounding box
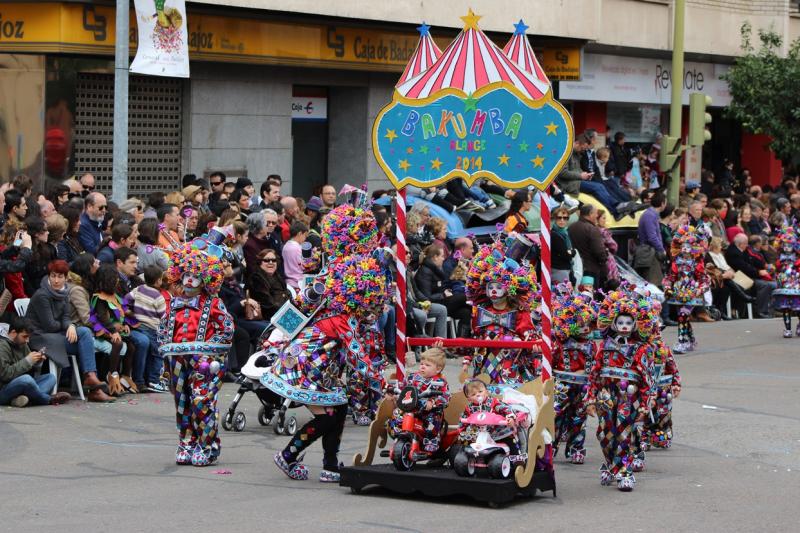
[587,289,655,491]
[388,372,451,452]
[772,226,800,338]
[348,327,387,425]
[159,243,234,467]
[463,241,540,390]
[662,225,710,354]
[552,288,596,465]
[643,338,680,449]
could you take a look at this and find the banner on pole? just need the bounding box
[131,0,190,78]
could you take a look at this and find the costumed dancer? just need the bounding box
[551,285,596,465]
[641,305,681,450]
[158,239,234,466]
[585,288,655,492]
[461,241,540,389]
[264,201,390,483]
[387,347,451,452]
[662,225,710,354]
[773,225,800,338]
[348,325,388,425]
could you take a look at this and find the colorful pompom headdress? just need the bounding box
[166,242,226,296]
[553,283,597,341]
[320,203,379,262]
[324,252,389,318]
[466,241,538,306]
[670,224,708,258]
[596,283,654,337]
[774,224,799,252]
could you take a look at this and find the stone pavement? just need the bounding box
[1,318,799,532]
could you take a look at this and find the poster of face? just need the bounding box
[130,0,190,78]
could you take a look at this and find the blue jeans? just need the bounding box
[0,374,55,405]
[579,181,618,216]
[378,306,396,355]
[128,328,151,384]
[65,326,98,375]
[137,327,164,384]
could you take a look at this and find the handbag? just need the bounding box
[243,290,263,320]
[732,270,754,291]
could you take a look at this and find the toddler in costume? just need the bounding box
[387,347,451,452]
[459,379,518,451]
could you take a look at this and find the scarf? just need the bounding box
[552,225,572,249]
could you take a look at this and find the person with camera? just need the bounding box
[0,316,71,406]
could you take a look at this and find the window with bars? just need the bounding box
[72,73,183,197]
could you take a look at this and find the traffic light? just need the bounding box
[688,93,712,146]
[659,135,681,173]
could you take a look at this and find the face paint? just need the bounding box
[182,273,202,296]
[487,281,507,301]
[613,314,634,335]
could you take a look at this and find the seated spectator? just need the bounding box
[406,211,431,269]
[243,211,272,277]
[249,249,290,321]
[427,217,450,258]
[23,216,56,296]
[47,184,70,209]
[96,223,135,264]
[414,244,471,336]
[725,234,776,319]
[705,237,746,320]
[597,211,619,283]
[0,316,71,407]
[282,221,309,289]
[220,259,269,374]
[78,192,106,255]
[136,218,169,271]
[0,221,32,311]
[443,237,475,278]
[557,135,620,217]
[748,200,769,236]
[118,198,144,225]
[504,190,531,234]
[90,264,134,396]
[28,260,113,402]
[123,265,168,393]
[708,199,731,247]
[56,205,85,264]
[727,204,752,242]
[67,253,97,328]
[551,206,575,284]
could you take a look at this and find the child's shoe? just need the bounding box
[599,464,614,486]
[175,444,192,465]
[617,475,635,492]
[274,452,309,480]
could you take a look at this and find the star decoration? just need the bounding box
[399,159,411,171]
[463,93,479,112]
[532,155,545,168]
[460,9,482,30]
[536,143,544,150]
[430,158,443,171]
[417,22,431,37]
[406,146,414,154]
[385,129,398,143]
[419,145,429,154]
[498,154,510,166]
[545,122,558,135]
[518,141,529,152]
[513,19,529,35]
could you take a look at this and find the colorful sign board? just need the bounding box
[130,0,190,78]
[291,97,328,120]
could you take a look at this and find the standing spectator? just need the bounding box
[4,190,29,226]
[279,196,299,241]
[208,171,227,212]
[244,211,273,277]
[144,191,165,220]
[321,184,337,210]
[78,192,106,255]
[597,211,619,283]
[79,173,95,197]
[136,218,169,271]
[47,184,70,209]
[55,205,84,264]
[282,221,308,289]
[248,249,291,321]
[27,260,112,402]
[230,189,252,221]
[725,234,776,318]
[504,190,531,234]
[258,180,281,211]
[0,316,71,407]
[156,203,181,249]
[304,196,324,249]
[23,216,56,296]
[635,192,666,284]
[551,206,575,284]
[38,199,55,220]
[568,204,608,288]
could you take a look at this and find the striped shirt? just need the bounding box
[124,285,166,331]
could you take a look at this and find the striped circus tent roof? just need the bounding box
[503,19,550,86]
[396,22,443,87]
[396,10,550,101]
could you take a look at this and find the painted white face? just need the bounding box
[579,325,592,337]
[681,243,692,255]
[784,244,794,254]
[613,315,634,335]
[487,282,506,301]
[182,273,202,296]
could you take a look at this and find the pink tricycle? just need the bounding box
[453,410,529,479]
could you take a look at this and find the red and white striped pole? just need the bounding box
[539,191,552,382]
[394,188,408,381]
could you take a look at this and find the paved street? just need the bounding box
[2,319,799,532]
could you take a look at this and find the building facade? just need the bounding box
[1,0,798,196]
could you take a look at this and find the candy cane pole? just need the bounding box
[395,188,408,381]
[539,191,552,381]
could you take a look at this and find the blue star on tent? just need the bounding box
[417,22,431,36]
[513,19,529,36]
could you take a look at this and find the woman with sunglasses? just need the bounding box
[248,249,290,321]
[551,206,576,284]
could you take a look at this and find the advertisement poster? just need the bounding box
[131,0,190,78]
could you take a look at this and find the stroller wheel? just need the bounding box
[233,411,246,432]
[258,406,273,426]
[274,417,285,435]
[222,412,233,431]
[285,416,298,435]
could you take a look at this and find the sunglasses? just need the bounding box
[262,258,277,263]
[555,216,569,220]
[210,181,223,186]
[265,220,277,226]
[98,205,107,211]
[83,185,95,191]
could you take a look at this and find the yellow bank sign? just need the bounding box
[0,2,580,79]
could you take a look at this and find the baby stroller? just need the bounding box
[221,329,299,434]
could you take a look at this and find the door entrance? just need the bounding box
[291,87,328,200]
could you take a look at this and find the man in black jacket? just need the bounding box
[725,234,775,318]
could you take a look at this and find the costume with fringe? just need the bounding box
[773,225,800,337]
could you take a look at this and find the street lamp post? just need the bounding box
[112,0,129,203]
[667,0,686,207]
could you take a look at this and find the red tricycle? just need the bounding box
[387,383,461,471]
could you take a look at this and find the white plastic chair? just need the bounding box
[726,299,753,320]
